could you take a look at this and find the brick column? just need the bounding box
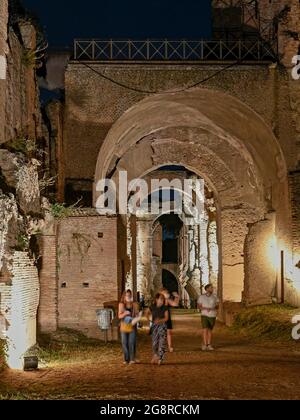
[38,235,58,333]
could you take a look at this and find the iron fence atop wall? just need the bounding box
[73,39,278,62]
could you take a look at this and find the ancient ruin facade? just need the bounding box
[1,0,300,365]
[36,0,300,337]
[0,1,50,367]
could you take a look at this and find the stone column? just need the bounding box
[199,212,209,287]
[136,218,152,302]
[208,219,219,289]
[125,215,137,298]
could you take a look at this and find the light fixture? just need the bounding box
[23,356,39,371]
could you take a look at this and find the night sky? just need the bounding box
[22,0,212,48]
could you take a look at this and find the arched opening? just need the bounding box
[94,88,290,309]
[160,214,182,264]
[162,269,179,294]
[124,165,220,304]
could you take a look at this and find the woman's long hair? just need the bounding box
[120,289,133,306]
[153,293,166,307]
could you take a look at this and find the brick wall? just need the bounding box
[38,235,58,333]
[57,214,119,338]
[0,251,39,369]
[289,170,300,291]
[290,171,300,254]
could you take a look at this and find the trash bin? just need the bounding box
[96,308,115,343]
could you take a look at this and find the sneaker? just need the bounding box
[123,361,129,365]
[169,347,174,353]
[202,345,207,351]
[129,360,136,365]
[207,345,215,351]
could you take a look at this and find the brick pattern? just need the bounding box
[57,216,119,338]
[289,171,300,257]
[38,235,58,333]
[0,251,39,367]
[0,252,39,326]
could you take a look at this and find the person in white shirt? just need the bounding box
[197,284,219,351]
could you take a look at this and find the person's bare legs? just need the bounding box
[207,329,212,346]
[167,330,174,352]
[202,328,208,350]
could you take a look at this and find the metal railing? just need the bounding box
[73,39,277,62]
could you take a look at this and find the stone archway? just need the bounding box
[162,269,179,294]
[94,88,290,306]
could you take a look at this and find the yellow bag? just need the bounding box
[120,321,134,333]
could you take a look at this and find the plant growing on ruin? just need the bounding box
[50,203,74,220]
[6,137,37,157]
[22,41,48,69]
[39,175,57,193]
[16,233,30,252]
[72,233,92,272]
[50,199,82,220]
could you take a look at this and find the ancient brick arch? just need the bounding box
[94,87,291,305]
[94,88,286,188]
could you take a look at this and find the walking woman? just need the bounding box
[150,293,169,365]
[160,289,179,352]
[118,290,139,365]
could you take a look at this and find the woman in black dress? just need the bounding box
[160,289,179,353]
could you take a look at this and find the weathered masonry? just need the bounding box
[1,1,300,368]
[38,0,300,337]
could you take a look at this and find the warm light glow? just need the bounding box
[6,289,27,370]
[293,253,300,292]
[266,234,279,272]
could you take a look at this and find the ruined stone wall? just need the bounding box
[0,251,39,369]
[45,100,65,202]
[60,0,300,308]
[4,21,43,142]
[289,170,300,292]
[38,234,58,333]
[0,3,49,367]
[65,64,291,182]
[0,0,8,143]
[56,214,118,338]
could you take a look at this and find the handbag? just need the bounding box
[120,320,134,333]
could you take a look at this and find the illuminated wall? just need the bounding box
[0,252,39,369]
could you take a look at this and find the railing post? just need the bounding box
[74,40,77,60]
[110,40,113,60]
[165,39,168,60]
[147,40,150,60]
[128,40,132,60]
[92,40,95,60]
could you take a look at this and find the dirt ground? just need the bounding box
[0,313,300,400]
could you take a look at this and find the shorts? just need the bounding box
[201,316,216,330]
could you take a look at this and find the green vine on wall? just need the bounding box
[72,233,92,273]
